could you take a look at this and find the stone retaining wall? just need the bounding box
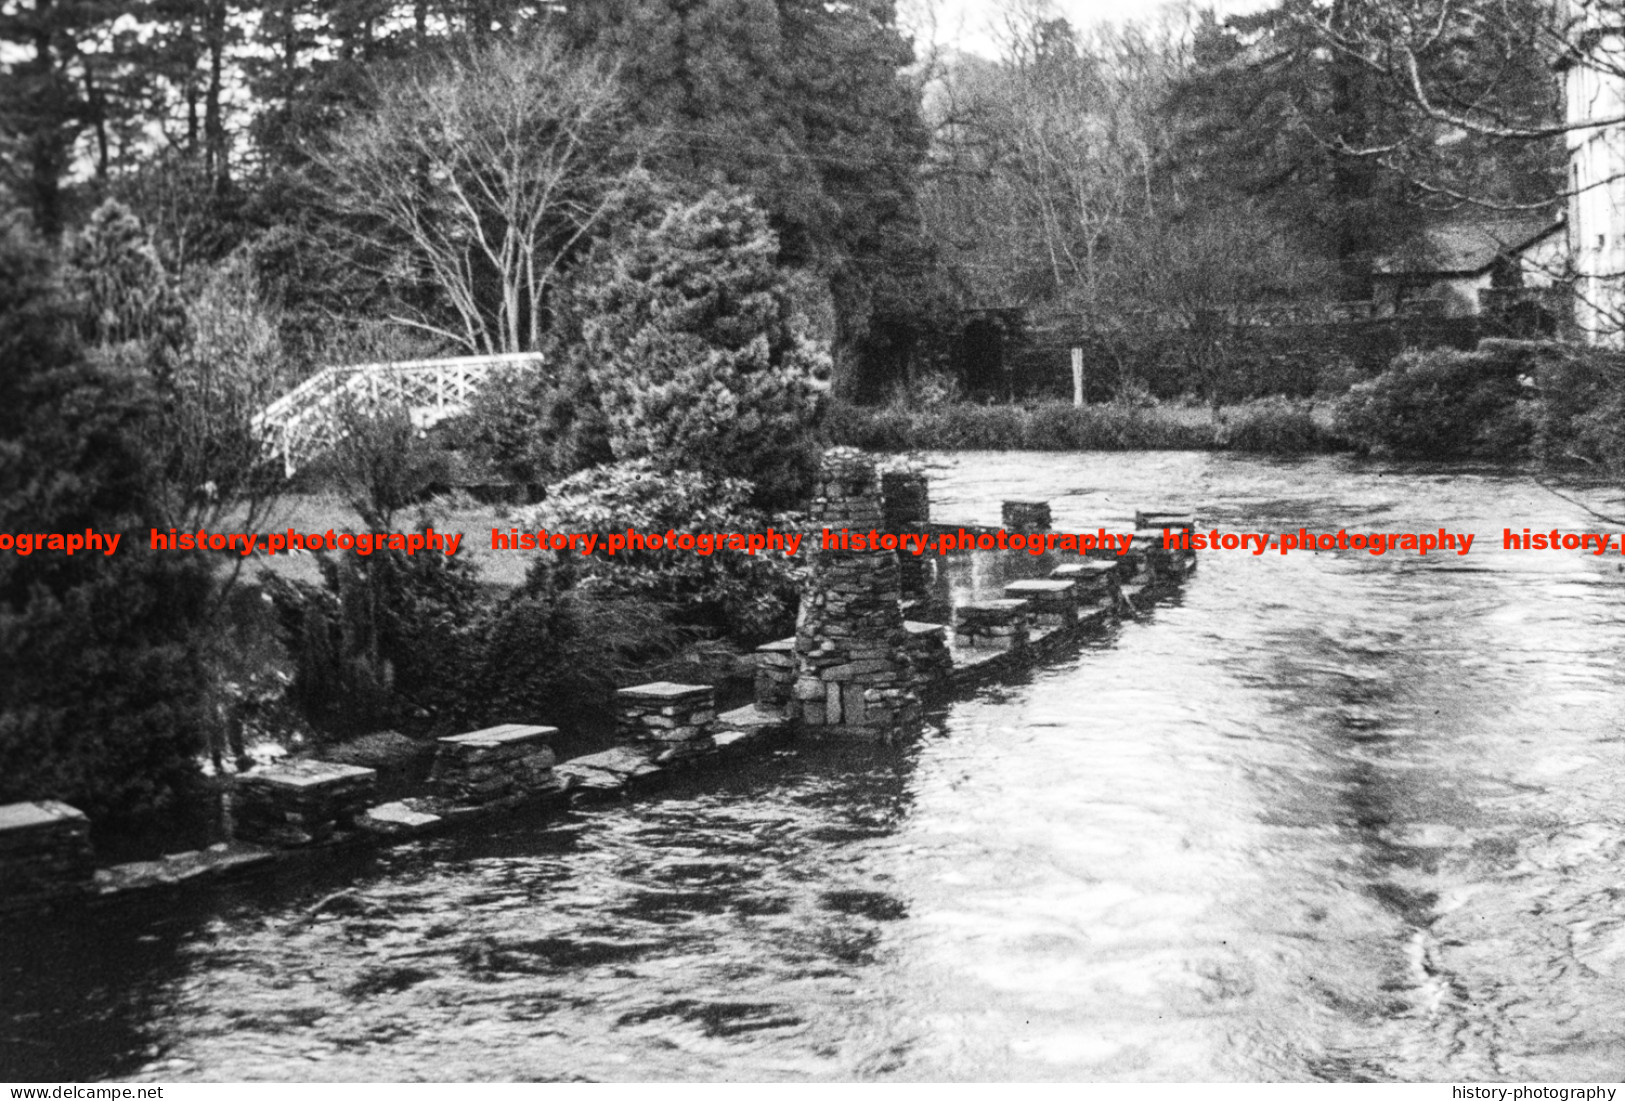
[0,801,93,912]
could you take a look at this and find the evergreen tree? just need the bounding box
[0,213,214,828]
[567,182,827,509]
[560,0,931,393]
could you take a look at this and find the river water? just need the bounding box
[4,452,1624,1082]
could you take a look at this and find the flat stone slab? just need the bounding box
[904,620,947,636]
[960,599,1029,613]
[1004,580,1077,595]
[950,646,1015,672]
[558,746,662,779]
[0,800,88,834]
[556,747,669,800]
[240,759,377,791]
[712,730,755,751]
[360,801,443,835]
[1051,561,1117,579]
[438,723,556,748]
[718,703,788,731]
[755,638,796,654]
[618,681,713,704]
[93,842,274,895]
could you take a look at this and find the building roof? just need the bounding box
[1372,216,1564,277]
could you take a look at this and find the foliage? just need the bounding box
[153,251,287,534]
[0,215,215,827]
[1526,341,1625,472]
[261,513,487,739]
[567,184,828,510]
[61,200,187,352]
[563,0,931,392]
[1220,397,1331,455]
[317,402,451,530]
[451,359,612,486]
[823,391,1224,452]
[468,568,684,738]
[1333,345,1533,460]
[262,505,688,740]
[518,459,801,643]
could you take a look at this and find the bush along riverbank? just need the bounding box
[823,394,1344,456]
[0,449,1200,917]
[828,340,1625,464]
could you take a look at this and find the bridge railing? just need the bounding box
[254,352,544,477]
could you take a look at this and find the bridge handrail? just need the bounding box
[257,352,544,426]
[253,352,544,476]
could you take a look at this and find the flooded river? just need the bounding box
[4,452,1624,1081]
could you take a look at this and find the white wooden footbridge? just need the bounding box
[253,353,543,476]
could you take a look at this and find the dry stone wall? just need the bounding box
[791,448,920,735]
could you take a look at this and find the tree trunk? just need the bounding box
[829,270,870,402]
[204,0,229,193]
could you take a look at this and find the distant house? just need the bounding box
[1369,217,1567,323]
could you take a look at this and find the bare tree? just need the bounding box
[1093,201,1336,407]
[919,1,1188,310]
[316,31,647,355]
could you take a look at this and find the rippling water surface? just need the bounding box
[5,453,1625,1081]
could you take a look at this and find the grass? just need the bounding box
[824,396,1345,455]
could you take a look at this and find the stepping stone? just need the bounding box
[1004,579,1080,626]
[360,801,443,836]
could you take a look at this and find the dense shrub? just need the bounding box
[0,215,215,827]
[262,513,489,739]
[518,459,801,643]
[468,564,682,736]
[1221,398,1331,454]
[824,397,1224,452]
[327,402,451,527]
[451,359,612,485]
[264,507,691,739]
[1526,341,1625,472]
[567,184,827,510]
[1333,345,1533,460]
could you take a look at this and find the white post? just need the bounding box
[1071,347,1085,407]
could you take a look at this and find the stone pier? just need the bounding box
[751,638,796,714]
[1133,528,1182,580]
[1135,510,1195,533]
[0,801,94,911]
[1003,579,1079,627]
[955,599,1031,651]
[902,621,953,693]
[1051,559,1120,601]
[1002,499,1052,533]
[618,681,717,763]
[233,760,377,847]
[430,724,558,806]
[1087,530,1140,580]
[791,448,920,736]
[882,466,932,599]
